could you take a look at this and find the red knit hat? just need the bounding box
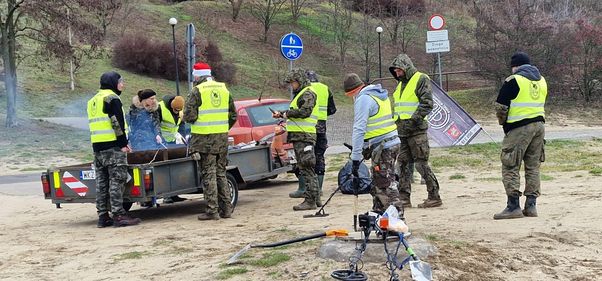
[192,62,212,77]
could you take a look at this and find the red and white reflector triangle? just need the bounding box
[63,171,89,197]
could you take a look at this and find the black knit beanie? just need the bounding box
[510,52,531,67]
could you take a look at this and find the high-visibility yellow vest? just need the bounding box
[288,86,318,134]
[365,95,397,140]
[311,82,329,121]
[190,80,230,134]
[87,89,127,143]
[158,100,181,142]
[393,71,427,120]
[507,75,547,123]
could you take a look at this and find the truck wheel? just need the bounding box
[227,173,239,208]
[123,202,133,212]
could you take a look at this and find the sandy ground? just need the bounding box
[0,167,601,281]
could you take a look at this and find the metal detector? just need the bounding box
[303,185,342,218]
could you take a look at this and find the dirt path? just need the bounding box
[1,168,601,281]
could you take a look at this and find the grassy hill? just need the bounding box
[1,0,601,123]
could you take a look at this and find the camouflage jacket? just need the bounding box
[183,78,237,154]
[389,54,433,137]
[285,87,317,144]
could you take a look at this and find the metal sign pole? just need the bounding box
[289,60,293,99]
[186,23,196,92]
[437,52,443,88]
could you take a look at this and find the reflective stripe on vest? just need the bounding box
[507,75,547,123]
[365,95,397,140]
[158,101,181,142]
[393,71,427,120]
[288,86,318,134]
[190,81,230,134]
[311,82,329,121]
[87,89,124,143]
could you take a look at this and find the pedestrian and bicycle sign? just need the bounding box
[280,33,303,61]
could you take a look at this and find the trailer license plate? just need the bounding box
[81,170,96,180]
[287,150,297,164]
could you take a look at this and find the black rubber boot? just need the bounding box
[523,196,538,217]
[113,214,141,227]
[493,195,524,220]
[316,175,324,207]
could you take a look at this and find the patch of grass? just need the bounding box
[425,234,439,241]
[168,246,193,255]
[540,174,554,181]
[112,251,150,261]
[216,267,248,280]
[449,174,466,180]
[249,252,290,267]
[590,167,602,176]
[450,240,469,249]
[573,174,583,178]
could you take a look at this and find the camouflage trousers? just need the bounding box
[94,148,127,216]
[370,143,404,218]
[314,133,327,175]
[397,133,441,200]
[294,141,319,201]
[200,152,233,216]
[501,121,545,197]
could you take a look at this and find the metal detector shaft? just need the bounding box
[303,186,341,218]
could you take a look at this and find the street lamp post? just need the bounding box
[169,17,180,96]
[376,26,383,78]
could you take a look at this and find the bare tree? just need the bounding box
[376,0,424,53]
[353,0,377,81]
[327,0,353,65]
[248,0,287,43]
[228,0,244,22]
[289,0,311,23]
[0,0,118,127]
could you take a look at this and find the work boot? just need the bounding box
[417,198,443,208]
[523,196,538,217]
[289,176,306,198]
[318,175,324,196]
[219,209,233,219]
[113,214,141,227]
[493,196,524,220]
[293,198,317,211]
[97,213,113,228]
[197,212,220,221]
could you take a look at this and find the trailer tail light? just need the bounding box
[53,171,64,198]
[41,173,50,195]
[131,168,141,197]
[143,170,153,191]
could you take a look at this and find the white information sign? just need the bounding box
[427,30,448,42]
[426,40,450,54]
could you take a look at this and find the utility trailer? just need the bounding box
[41,144,295,211]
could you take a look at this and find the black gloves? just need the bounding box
[352,160,360,177]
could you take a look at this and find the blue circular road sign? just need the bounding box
[280,33,303,61]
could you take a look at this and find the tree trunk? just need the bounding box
[2,26,18,128]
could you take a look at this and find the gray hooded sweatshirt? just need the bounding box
[351,84,400,161]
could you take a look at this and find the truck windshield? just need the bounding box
[246,103,290,126]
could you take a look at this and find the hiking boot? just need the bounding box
[197,212,220,221]
[219,209,233,219]
[289,176,306,198]
[97,213,113,228]
[113,215,141,227]
[493,196,524,220]
[523,196,538,217]
[417,198,442,208]
[293,198,317,211]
